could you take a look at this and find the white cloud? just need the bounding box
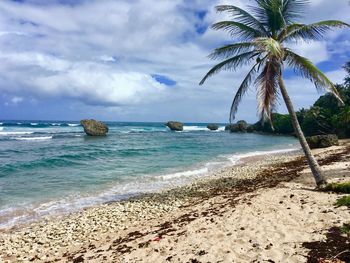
[11,96,24,104]
[287,41,329,64]
[0,0,349,122]
[0,51,166,106]
[0,31,26,37]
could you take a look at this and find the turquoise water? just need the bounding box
[0,121,298,228]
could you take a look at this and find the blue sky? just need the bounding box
[0,0,349,122]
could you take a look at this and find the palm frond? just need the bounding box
[229,58,265,123]
[344,61,350,86]
[277,23,304,41]
[215,5,269,36]
[280,20,350,42]
[284,50,344,103]
[281,0,308,24]
[199,51,259,85]
[209,42,255,60]
[230,71,256,122]
[211,21,264,40]
[255,60,280,122]
[250,0,285,37]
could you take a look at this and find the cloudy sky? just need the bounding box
[0,0,349,123]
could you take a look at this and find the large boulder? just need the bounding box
[306,134,339,149]
[246,125,255,133]
[207,124,219,131]
[236,120,248,132]
[166,121,183,131]
[225,124,238,132]
[80,119,109,136]
[225,120,248,132]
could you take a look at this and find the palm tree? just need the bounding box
[345,61,350,86]
[200,0,349,187]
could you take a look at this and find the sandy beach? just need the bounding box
[0,140,349,263]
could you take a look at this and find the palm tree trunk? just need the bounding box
[278,76,327,187]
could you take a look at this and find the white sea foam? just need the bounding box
[160,167,208,180]
[182,126,208,132]
[0,122,2,125]
[226,148,299,164]
[68,124,79,127]
[0,131,34,136]
[0,127,3,131]
[130,128,145,132]
[14,136,53,141]
[179,125,226,132]
[30,123,38,126]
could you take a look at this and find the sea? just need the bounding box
[0,120,299,229]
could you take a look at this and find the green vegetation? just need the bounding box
[336,196,350,207]
[253,67,350,138]
[324,182,350,208]
[340,223,350,237]
[324,181,350,194]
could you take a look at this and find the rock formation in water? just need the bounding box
[207,124,219,131]
[166,121,184,131]
[80,119,109,136]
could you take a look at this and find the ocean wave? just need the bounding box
[1,122,50,128]
[226,148,299,164]
[0,127,3,131]
[160,167,208,179]
[180,125,226,132]
[128,127,167,133]
[0,131,34,136]
[0,122,79,128]
[13,136,53,141]
[182,126,208,131]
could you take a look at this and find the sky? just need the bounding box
[0,0,349,123]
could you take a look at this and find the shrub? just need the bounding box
[324,182,350,193]
[336,196,350,207]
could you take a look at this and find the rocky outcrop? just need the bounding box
[236,120,248,132]
[166,121,183,131]
[225,120,248,133]
[207,124,219,131]
[80,119,109,136]
[306,134,339,149]
[246,125,255,133]
[225,124,238,132]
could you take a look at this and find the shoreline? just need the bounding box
[0,146,300,231]
[0,141,349,262]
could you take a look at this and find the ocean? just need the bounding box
[0,121,298,228]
